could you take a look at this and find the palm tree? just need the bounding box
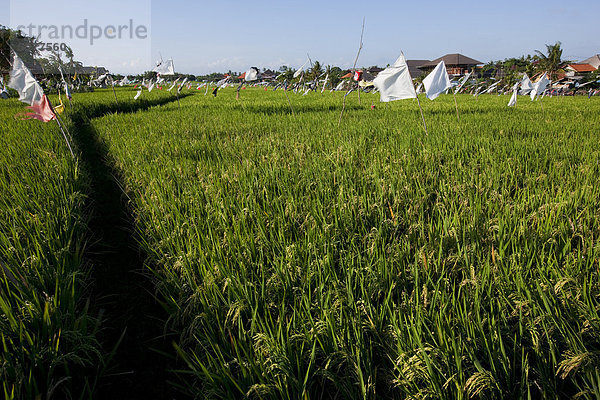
[310,60,323,81]
[534,41,563,80]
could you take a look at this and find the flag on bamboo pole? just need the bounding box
[0,76,8,99]
[485,81,500,94]
[153,58,175,75]
[244,67,260,82]
[178,77,188,93]
[519,74,533,95]
[134,87,142,100]
[8,53,56,122]
[455,71,472,93]
[530,73,550,101]
[293,59,309,78]
[423,61,451,100]
[59,67,72,101]
[321,74,329,93]
[507,81,519,107]
[216,76,230,88]
[372,52,416,102]
[54,90,65,114]
[168,78,180,91]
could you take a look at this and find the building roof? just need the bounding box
[74,66,108,75]
[566,63,596,73]
[420,53,482,68]
[407,59,429,77]
[366,66,383,74]
[580,55,600,69]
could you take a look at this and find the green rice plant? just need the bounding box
[86,89,600,399]
[0,99,102,399]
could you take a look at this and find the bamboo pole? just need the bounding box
[415,94,428,135]
[283,82,295,116]
[338,17,365,127]
[452,91,460,122]
[47,97,75,157]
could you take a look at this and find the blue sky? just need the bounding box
[2,0,599,74]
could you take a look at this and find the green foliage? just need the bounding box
[534,42,565,80]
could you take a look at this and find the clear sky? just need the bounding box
[2,0,599,75]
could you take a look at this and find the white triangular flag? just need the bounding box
[455,71,472,93]
[519,74,533,95]
[321,73,329,93]
[134,88,142,100]
[507,81,519,107]
[372,52,416,102]
[530,73,550,101]
[178,77,188,93]
[423,60,452,100]
[293,59,309,78]
[153,59,175,75]
[8,53,44,105]
[244,67,259,82]
[168,78,180,91]
[485,81,500,94]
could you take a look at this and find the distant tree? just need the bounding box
[0,25,40,73]
[309,60,323,81]
[328,65,343,88]
[534,41,564,80]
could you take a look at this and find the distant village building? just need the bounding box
[74,66,108,77]
[418,53,482,76]
[407,60,429,78]
[580,55,600,70]
[565,63,596,77]
[261,69,277,80]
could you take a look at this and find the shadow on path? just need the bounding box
[70,96,189,399]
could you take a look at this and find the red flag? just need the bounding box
[16,95,56,122]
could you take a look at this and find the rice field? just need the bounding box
[2,87,600,399]
[0,99,99,399]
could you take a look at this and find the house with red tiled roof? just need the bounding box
[565,63,596,77]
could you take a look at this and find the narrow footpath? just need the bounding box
[70,97,185,399]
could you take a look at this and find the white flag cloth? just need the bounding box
[455,71,472,93]
[293,59,309,78]
[8,52,56,122]
[530,73,550,101]
[178,77,188,93]
[216,76,231,88]
[321,74,329,93]
[519,74,533,95]
[507,81,519,107]
[244,67,259,82]
[423,60,452,100]
[153,59,175,75]
[134,88,142,100]
[485,81,500,94]
[58,67,73,100]
[168,78,180,91]
[334,81,345,91]
[373,52,416,102]
[147,81,155,92]
[8,53,44,105]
